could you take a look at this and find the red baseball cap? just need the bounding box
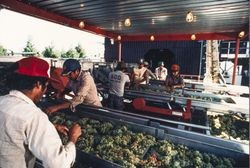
[171,64,180,71]
[15,57,52,80]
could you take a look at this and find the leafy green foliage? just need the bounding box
[60,44,86,58]
[42,45,59,58]
[23,40,37,56]
[75,44,86,58]
[61,48,77,58]
[0,45,7,56]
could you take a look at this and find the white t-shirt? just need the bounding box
[155,67,168,80]
[109,70,130,97]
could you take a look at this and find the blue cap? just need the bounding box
[61,59,81,76]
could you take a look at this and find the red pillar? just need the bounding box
[232,38,240,85]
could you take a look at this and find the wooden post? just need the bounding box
[118,42,122,62]
[232,38,240,85]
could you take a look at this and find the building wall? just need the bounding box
[104,38,202,75]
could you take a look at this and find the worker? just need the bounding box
[131,59,148,89]
[45,59,102,115]
[165,64,184,91]
[0,57,82,168]
[143,61,157,83]
[107,62,130,110]
[155,61,168,80]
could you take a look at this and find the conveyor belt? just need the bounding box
[124,88,249,117]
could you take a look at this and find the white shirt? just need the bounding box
[0,90,76,168]
[109,70,130,97]
[155,67,168,80]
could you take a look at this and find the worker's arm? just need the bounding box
[147,69,157,80]
[124,74,131,88]
[44,101,71,115]
[138,69,148,83]
[173,84,185,89]
[174,76,185,88]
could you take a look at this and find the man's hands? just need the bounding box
[69,123,82,144]
[54,124,69,135]
[54,123,82,144]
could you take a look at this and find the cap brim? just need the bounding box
[61,69,72,76]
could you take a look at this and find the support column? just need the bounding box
[232,38,240,85]
[118,42,122,62]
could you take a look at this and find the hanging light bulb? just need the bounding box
[110,38,114,45]
[124,18,131,27]
[150,35,155,41]
[117,35,121,41]
[191,34,196,40]
[238,31,245,38]
[186,11,194,22]
[79,21,85,28]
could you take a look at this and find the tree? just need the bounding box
[0,45,7,56]
[75,44,86,58]
[23,40,37,56]
[61,48,77,58]
[42,45,59,58]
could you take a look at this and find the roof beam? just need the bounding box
[120,32,240,41]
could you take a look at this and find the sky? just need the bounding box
[0,9,104,58]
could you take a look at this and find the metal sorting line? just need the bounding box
[36,98,249,167]
[124,86,249,117]
[71,105,249,167]
[149,79,249,96]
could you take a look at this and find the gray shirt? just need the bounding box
[109,70,130,97]
[67,71,102,109]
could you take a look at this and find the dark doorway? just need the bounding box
[144,49,175,72]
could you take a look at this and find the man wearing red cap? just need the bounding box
[0,57,82,168]
[165,64,184,91]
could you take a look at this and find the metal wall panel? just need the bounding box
[105,38,202,75]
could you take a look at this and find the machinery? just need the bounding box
[124,84,249,118]
[131,97,192,122]
[37,100,249,168]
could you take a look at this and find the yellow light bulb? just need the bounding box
[186,11,194,22]
[191,34,196,40]
[117,35,121,41]
[150,35,155,41]
[124,18,131,27]
[238,31,245,38]
[79,21,85,28]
